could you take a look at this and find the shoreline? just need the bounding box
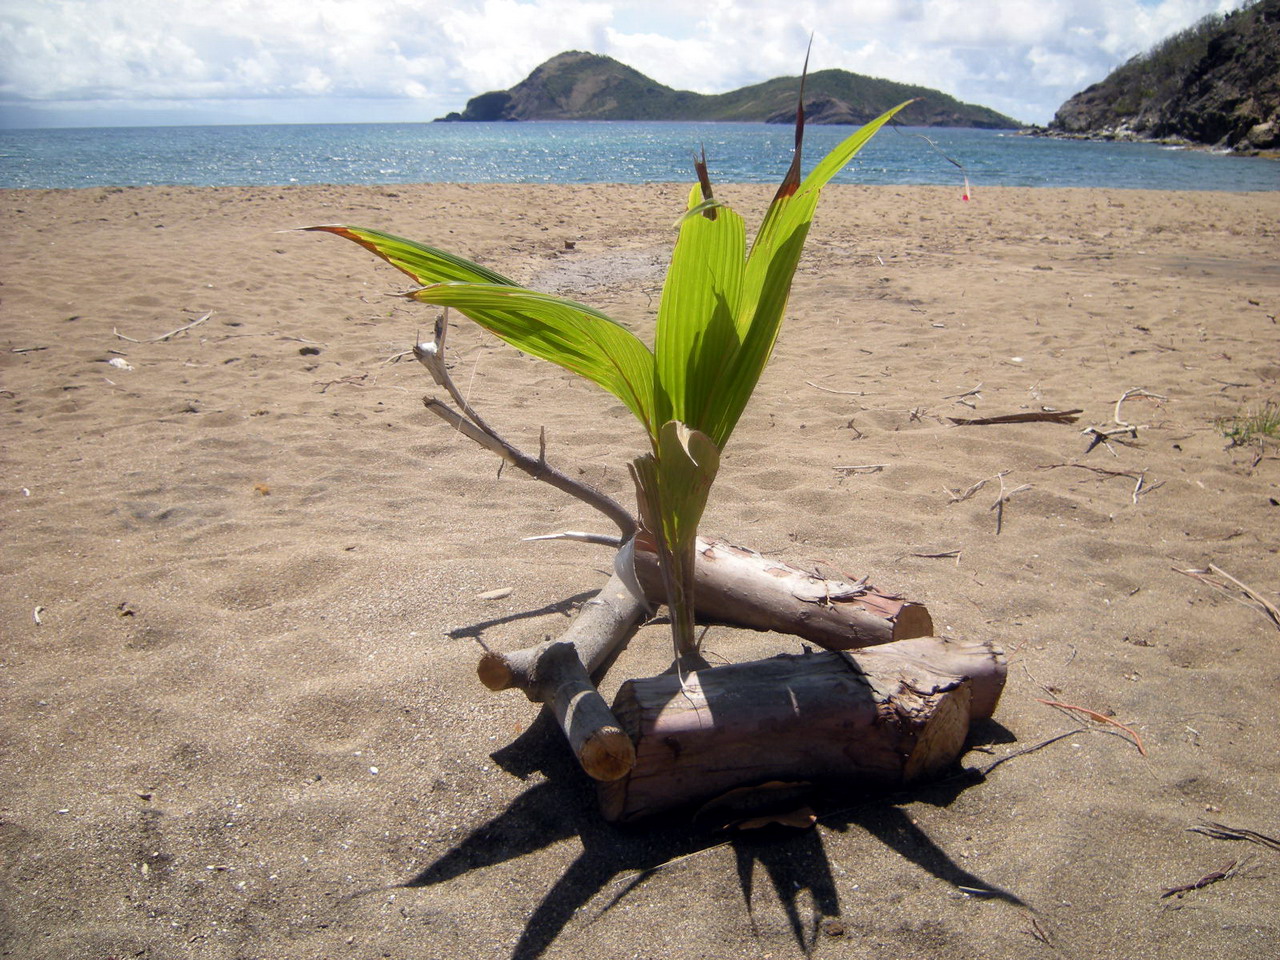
[1019,124,1280,160]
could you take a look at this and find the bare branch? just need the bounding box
[114,312,212,344]
[523,531,624,547]
[413,311,637,540]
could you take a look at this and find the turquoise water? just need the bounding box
[1,121,1277,191]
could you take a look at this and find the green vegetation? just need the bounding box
[1105,12,1226,117]
[1218,400,1280,446]
[440,51,1016,128]
[311,99,912,658]
[1050,0,1279,150]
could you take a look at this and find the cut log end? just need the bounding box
[892,601,934,642]
[579,727,637,782]
[902,681,971,782]
[476,651,516,692]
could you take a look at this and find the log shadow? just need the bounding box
[404,711,1022,960]
[446,590,597,640]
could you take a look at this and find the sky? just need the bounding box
[0,0,1250,129]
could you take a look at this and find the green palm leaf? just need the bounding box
[699,98,916,448]
[409,282,657,438]
[653,183,746,434]
[304,225,515,286]
[307,93,912,661]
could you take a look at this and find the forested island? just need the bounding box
[435,51,1017,128]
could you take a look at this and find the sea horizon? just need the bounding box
[2,120,1277,192]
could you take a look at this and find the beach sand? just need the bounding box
[2,182,1278,959]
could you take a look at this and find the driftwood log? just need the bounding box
[634,533,932,648]
[476,571,643,781]
[475,543,935,781]
[600,635,1006,823]
[409,315,1004,810]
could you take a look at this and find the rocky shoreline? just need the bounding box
[1039,0,1279,157]
[1020,124,1279,158]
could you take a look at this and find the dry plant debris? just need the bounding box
[1035,699,1148,756]
[1174,563,1280,631]
[113,311,212,343]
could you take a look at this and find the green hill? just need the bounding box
[1048,0,1278,152]
[436,51,1018,128]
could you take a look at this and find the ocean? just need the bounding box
[1,121,1277,192]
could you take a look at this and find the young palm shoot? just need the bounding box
[307,96,913,660]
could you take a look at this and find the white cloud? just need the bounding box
[0,0,1250,127]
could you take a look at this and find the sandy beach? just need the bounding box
[2,182,1278,959]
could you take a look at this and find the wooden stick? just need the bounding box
[1114,387,1167,428]
[523,531,623,547]
[414,311,637,540]
[113,312,211,343]
[805,380,864,396]
[990,477,1031,535]
[477,571,644,781]
[1161,859,1242,898]
[1174,564,1280,630]
[945,470,1006,504]
[1190,820,1280,853]
[948,409,1082,426]
[943,382,983,400]
[1208,563,1280,627]
[833,463,888,474]
[1037,462,1164,503]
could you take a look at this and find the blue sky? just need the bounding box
[0,0,1247,128]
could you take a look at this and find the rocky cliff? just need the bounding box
[1048,0,1279,153]
[436,51,1017,128]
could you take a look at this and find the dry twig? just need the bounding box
[1174,563,1280,631]
[944,470,1003,504]
[1161,859,1244,898]
[524,531,624,548]
[414,311,637,540]
[1037,462,1164,503]
[1190,820,1280,853]
[314,373,369,393]
[990,474,1032,535]
[943,382,983,401]
[1114,387,1167,427]
[1035,699,1147,756]
[114,312,212,343]
[833,463,887,475]
[1026,917,1053,947]
[1081,387,1167,454]
[805,380,864,396]
[977,730,1079,776]
[948,409,1082,426]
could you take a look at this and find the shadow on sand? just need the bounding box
[404,709,1022,959]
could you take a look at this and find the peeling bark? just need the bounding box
[598,635,1005,823]
[634,534,933,649]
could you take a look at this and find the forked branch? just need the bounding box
[414,311,637,540]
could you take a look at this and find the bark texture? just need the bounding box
[633,535,933,649]
[477,572,644,781]
[599,635,1005,822]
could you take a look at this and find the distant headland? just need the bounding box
[1036,0,1278,155]
[434,51,1019,128]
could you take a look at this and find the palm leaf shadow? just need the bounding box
[403,711,1022,959]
